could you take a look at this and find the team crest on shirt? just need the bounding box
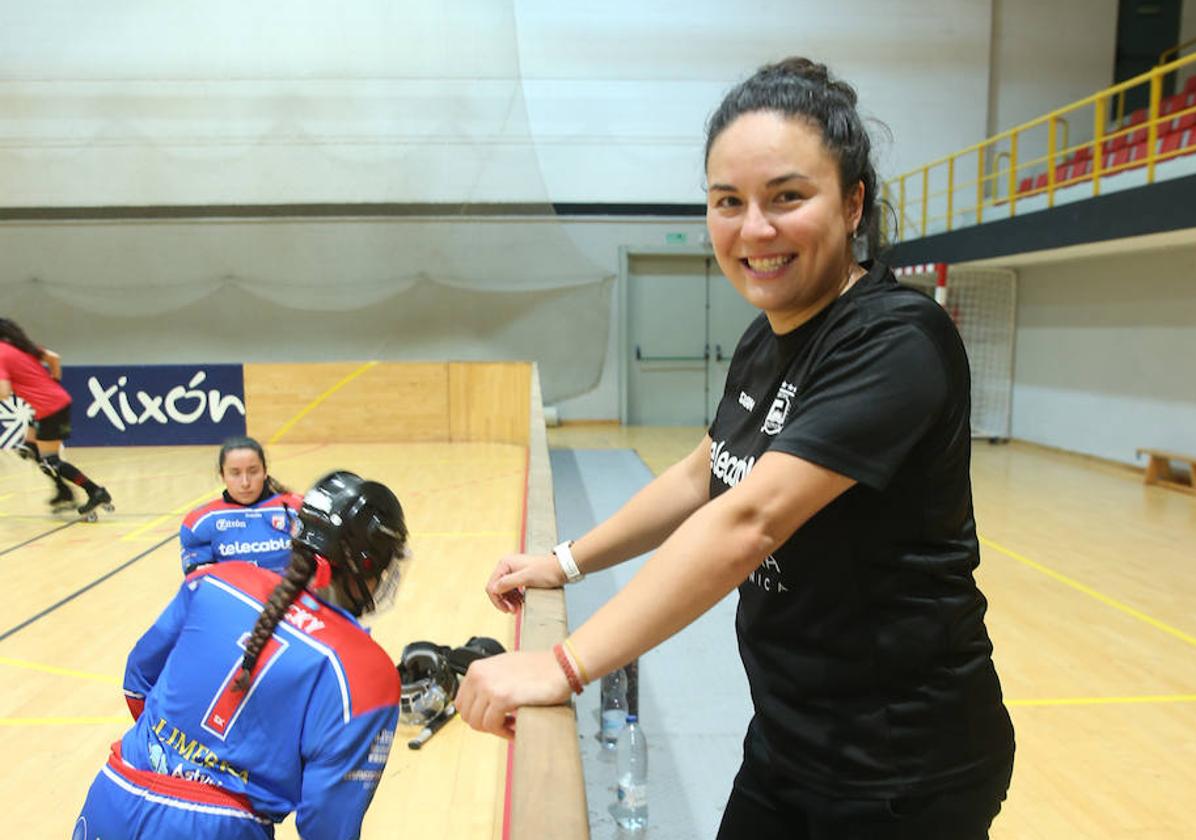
[271,513,287,531]
[761,381,797,435]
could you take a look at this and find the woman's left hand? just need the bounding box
[455,650,573,740]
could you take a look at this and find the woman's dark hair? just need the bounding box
[232,549,316,691]
[0,318,43,358]
[218,435,290,495]
[704,56,887,256]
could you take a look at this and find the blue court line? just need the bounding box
[0,520,80,558]
[0,533,175,643]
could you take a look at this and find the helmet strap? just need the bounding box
[311,555,333,590]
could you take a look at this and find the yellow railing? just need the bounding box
[884,51,1196,242]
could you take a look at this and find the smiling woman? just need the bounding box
[704,111,865,332]
[458,56,1016,840]
[702,56,878,334]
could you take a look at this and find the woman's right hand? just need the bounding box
[485,552,567,613]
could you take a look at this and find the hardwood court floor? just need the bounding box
[548,425,1196,840]
[0,442,523,839]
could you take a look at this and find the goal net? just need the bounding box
[893,263,1017,440]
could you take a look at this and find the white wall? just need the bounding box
[1181,0,1196,90]
[0,0,995,206]
[980,0,1118,203]
[1011,245,1196,463]
[989,0,1118,135]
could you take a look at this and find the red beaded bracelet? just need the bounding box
[552,643,584,695]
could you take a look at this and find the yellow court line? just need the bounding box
[0,715,126,727]
[268,360,379,445]
[119,484,224,543]
[981,535,1196,649]
[0,656,120,684]
[415,530,520,538]
[1008,694,1196,707]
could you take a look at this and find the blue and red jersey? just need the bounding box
[0,341,70,418]
[118,562,401,839]
[180,491,302,574]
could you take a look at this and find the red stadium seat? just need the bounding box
[1178,110,1196,132]
[1034,173,1048,191]
[1160,132,1182,156]
[1185,75,1196,94]
[1017,176,1034,194]
[1112,147,1131,169]
[1129,141,1148,165]
[1127,127,1148,146]
[1072,159,1092,178]
[1126,108,1147,126]
[1182,129,1196,154]
[1159,95,1184,134]
[1073,145,1093,161]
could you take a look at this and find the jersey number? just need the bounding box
[201,632,288,741]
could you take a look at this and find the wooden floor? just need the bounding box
[549,425,1196,840]
[3,429,1195,838]
[0,442,523,839]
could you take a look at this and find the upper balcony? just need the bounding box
[883,47,1196,266]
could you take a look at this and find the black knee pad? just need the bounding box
[40,453,61,479]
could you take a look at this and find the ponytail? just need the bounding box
[232,549,317,692]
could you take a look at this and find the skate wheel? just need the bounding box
[84,512,98,523]
[102,504,115,513]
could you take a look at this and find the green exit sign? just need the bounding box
[665,232,688,244]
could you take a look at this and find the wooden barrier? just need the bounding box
[1136,447,1196,495]
[449,362,532,444]
[243,361,530,445]
[510,366,591,839]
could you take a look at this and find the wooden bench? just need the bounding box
[1136,448,1196,495]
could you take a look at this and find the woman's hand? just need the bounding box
[485,552,566,613]
[455,650,573,739]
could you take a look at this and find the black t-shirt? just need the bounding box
[708,261,1014,799]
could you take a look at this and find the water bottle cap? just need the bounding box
[626,713,638,723]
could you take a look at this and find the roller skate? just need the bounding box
[48,484,77,513]
[77,486,114,522]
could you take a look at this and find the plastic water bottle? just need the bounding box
[599,668,628,749]
[615,713,648,830]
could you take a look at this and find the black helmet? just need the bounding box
[397,642,458,726]
[294,471,408,616]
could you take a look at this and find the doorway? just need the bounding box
[621,250,758,425]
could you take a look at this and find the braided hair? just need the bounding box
[232,547,316,692]
[0,318,43,358]
[704,56,887,256]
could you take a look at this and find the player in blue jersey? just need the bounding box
[74,470,409,840]
[179,437,302,574]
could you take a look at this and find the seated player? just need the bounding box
[75,470,409,840]
[179,436,302,574]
